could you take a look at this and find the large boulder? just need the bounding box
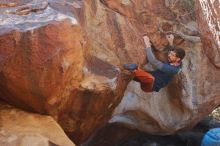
[0,0,220,145]
[0,101,75,146]
[110,0,220,136]
[0,0,131,144]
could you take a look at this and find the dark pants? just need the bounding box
[133,68,155,92]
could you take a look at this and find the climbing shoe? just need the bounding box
[123,64,138,71]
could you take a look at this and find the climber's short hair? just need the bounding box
[173,48,185,60]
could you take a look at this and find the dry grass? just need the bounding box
[212,107,220,121]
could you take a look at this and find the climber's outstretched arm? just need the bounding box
[143,36,163,69]
[143,35,180,74]
[145,47,163,69]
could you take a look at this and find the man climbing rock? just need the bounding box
[124,34,185,92]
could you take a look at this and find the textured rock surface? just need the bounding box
[0,0,130,144]
[109,0,220,137]
[0,101,75,146]
[196,0,220,68]
[0,0,220,145]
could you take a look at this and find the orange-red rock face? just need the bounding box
[0,0,220,145]
[0,21,83,113]
[0,0,131,144]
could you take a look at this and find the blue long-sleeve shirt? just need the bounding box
[145,47,182,92]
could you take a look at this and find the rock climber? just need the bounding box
[124,34,186,92]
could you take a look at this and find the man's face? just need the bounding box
[168,51,180,63]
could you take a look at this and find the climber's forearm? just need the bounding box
[145,47,163,69]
